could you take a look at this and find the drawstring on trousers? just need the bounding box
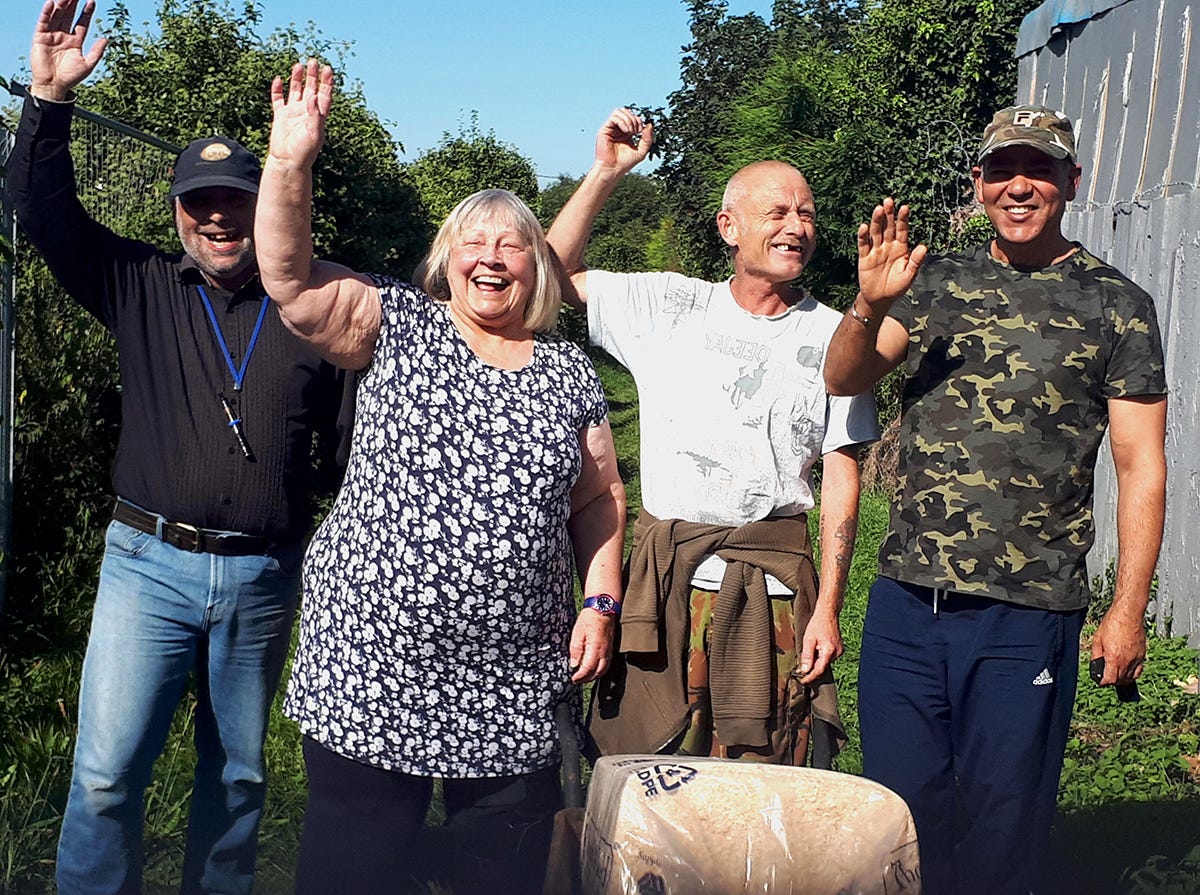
[933,587,946,616]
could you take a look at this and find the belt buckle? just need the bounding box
[171,521,204,553]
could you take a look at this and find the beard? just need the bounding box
[177,223,257,289]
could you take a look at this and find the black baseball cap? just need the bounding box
[169,136,262,198]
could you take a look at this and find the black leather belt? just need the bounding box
[112,500,271,557]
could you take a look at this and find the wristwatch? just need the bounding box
[582,593,621,618]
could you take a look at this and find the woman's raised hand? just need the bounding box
[268,59,335,169]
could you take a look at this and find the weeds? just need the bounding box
[1,361,1197,893]
[0,749,68,891]
[1057,599,1200,894]
[1119,845,1200,895]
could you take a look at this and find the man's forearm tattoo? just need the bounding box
[834,515,857,587]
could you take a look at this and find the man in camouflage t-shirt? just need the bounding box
[824,107,1168,895]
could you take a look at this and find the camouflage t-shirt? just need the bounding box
[880,243,1166,610]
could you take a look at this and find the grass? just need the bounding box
[1055,620,1200,894]
[1,356,1198,893]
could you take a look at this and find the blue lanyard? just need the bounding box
[196,285,270,392]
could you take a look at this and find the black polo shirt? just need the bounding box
[8,96,347,543]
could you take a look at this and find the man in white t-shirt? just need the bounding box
[547,109,878,765]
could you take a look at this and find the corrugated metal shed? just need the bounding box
[1017,0,1200,641]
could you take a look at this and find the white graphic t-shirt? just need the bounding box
[588,270,878,591]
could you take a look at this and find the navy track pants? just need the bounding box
[858,576,1084,895]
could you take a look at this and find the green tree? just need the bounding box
[539,172,670,273]
[656,0,776,280]
[657,0,1037,290]
[406,115,539,226]
[537,175,576,229]
[651,0,866,289]
[650,0,1036,423]
[771,0,863,51]
[645,216,685,273]
[846,0,1039,252]
[540,172,674,346]
[81,0,427,274]
[719,45,867,304]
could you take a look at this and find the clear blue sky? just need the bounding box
[2,0,773,181]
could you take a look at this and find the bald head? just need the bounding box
[722,161,811,213]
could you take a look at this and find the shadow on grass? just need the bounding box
[1052,799,1200,894]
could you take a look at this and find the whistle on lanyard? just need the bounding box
[219,392,255,461]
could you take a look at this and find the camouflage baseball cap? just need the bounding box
[977,106,1077,164]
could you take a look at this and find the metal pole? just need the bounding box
[8,82,183,155]
[0,126,16,625]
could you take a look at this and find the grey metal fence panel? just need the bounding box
[0,86,179,628]
[1018,0,1200,641]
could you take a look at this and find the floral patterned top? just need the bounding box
[285,278,608,777]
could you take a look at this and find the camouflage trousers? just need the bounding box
[672,586,811,765]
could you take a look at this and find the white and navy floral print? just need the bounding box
[285,278,607,777]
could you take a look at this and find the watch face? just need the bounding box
[586,594,619,616]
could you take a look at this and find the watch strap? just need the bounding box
[582,593,621,617]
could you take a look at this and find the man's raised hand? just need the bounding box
[30,0,109,101]
[594,107,654,178]
[858,197,928,310]
[268,59,335,170]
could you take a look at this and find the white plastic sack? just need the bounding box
[581,756,920,895]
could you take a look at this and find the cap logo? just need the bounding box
[1012,110,1041,127]
[200,142,232,162]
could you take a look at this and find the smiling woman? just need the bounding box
[252,62,627,895]
[414,189,562,369]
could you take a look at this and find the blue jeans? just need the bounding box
[858,577,1084,895]
[56,520,302,895]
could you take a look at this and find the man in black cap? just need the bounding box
[825,106,1168,894]
[8,2,346,892]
